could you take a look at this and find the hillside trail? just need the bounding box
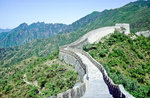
[23,74,42,94]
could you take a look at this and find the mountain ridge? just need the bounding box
[1,0,150,68]
[0,11,102,48]
[0,22,68,48]
[1,0,150,48]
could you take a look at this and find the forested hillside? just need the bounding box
[0,11,102,67]
[1,0,150,69]
[1,0,150,49]
[82,0,150,33]
[0,22,68,48]
[0,51,79,97]
[84,32,150,97]
[0,12,101,48]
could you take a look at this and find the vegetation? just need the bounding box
[0,29,88,67]
[0,0,150,68]
[1,0,150,68]
[0,22,68,48]
[0,11,102,67]
[0,50,79,97]
[0,0,150,97]
[0,11,101,48]
[84,32,150,97]
[84,0,150,33]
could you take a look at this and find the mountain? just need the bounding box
[0,29,11,33]
[0,0,150,97]
[1,0,150,68]
[0,12,102,48]
[67,11,101,32]
[2,0,150,48]
[81,0,150,33]
[0,22,68,48]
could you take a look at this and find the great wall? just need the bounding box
[51,24,134,98]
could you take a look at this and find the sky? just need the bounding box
[0,0,136,29]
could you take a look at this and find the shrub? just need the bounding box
[38,77,47,88]
[3,85,13,94]
[15,79,25,86]
[26,86,39,98]
[113,48,124,57]
[99,49,108,57]
[107,59,118,67]
[108,52,118,57]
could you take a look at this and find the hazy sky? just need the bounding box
[0,0,136,29]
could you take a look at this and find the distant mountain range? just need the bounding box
[0,22,68,48]
[0,12,102,48]
[1,0,150,48]
[0,28,11,33]
[0,0,150,67]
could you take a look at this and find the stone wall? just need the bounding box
[59,48,87,79]
[51,74,88,98]
[115,23,130,34]
[136,30,150,37]
[53,48,88,98]
[55,23,133,98]
[69,38,88,49]
[62,23,132,97]
[70,48,134,98]
[67,23,130,45]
